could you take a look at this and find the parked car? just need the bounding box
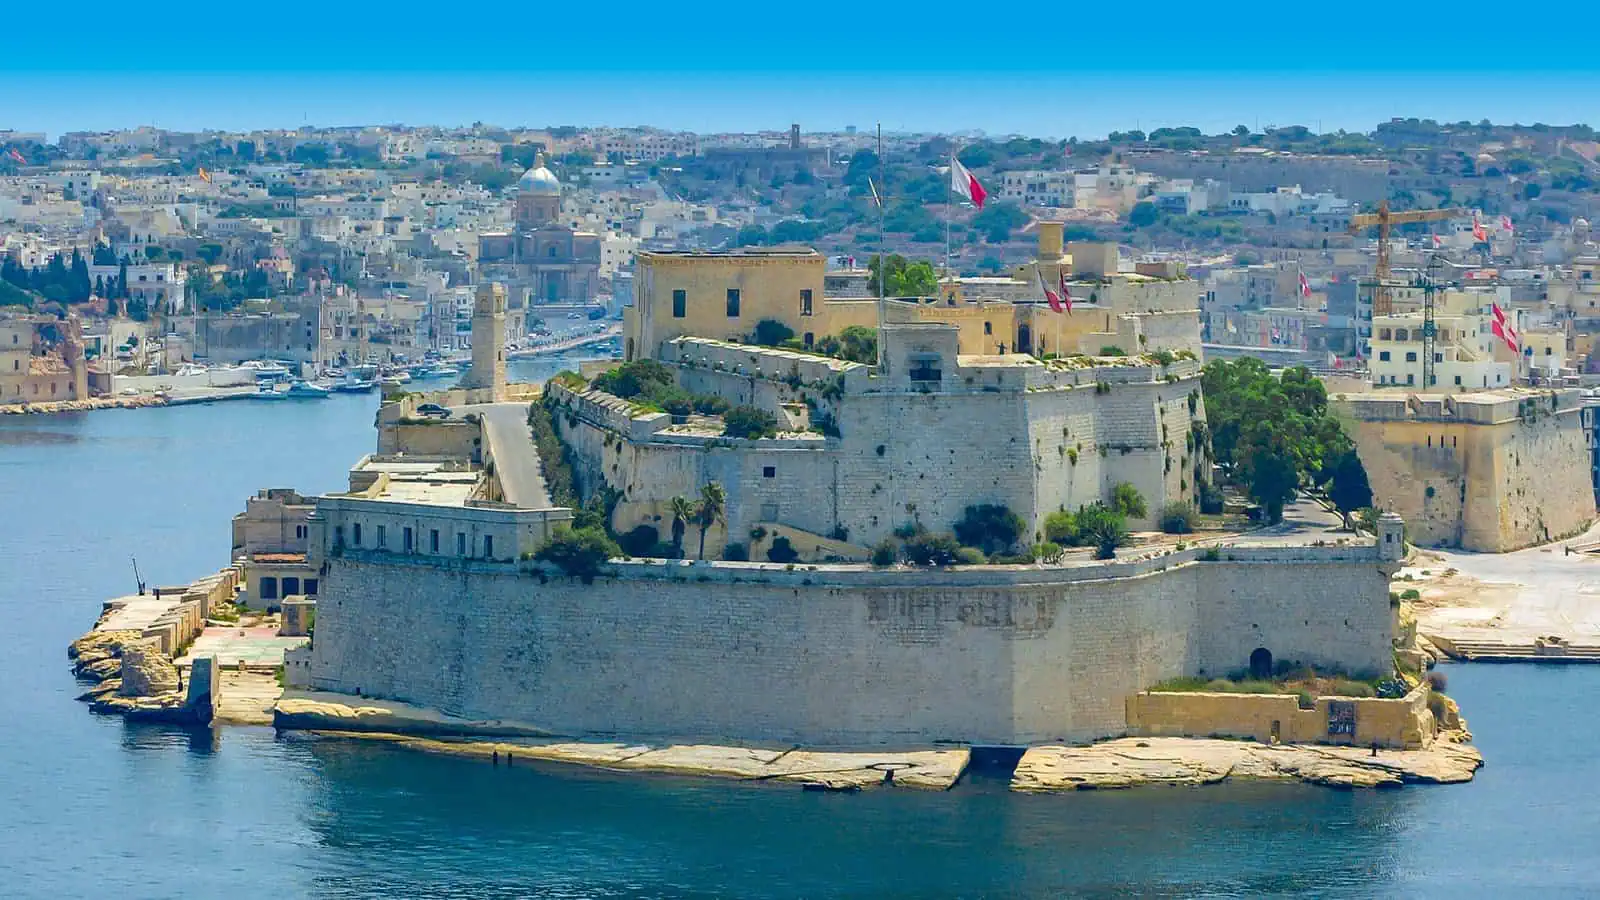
[416,403,451,419]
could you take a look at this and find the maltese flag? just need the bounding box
[1492,303,1520,354]
[1037,266,1064,313]
[1432,234,1444,248]
[950,156,987,209]
[1299,271,1311,299]
[1501,215,1514,233]
[1473,214,1488,242]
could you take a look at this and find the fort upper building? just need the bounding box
[622,225,1203,365]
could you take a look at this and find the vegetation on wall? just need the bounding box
[533,525,621,582]
[814,326,877,364]
[721,405,779,439]
[528,397,580,508]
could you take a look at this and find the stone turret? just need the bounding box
[461,282,507,398]
[1378,511,1406,562]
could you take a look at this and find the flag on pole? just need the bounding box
[1037,266,1064,313]
[867,177,882,208]
[1500,215,1514,233]
[1058,269,1073,314]
[1491,303,1520,354]
[1432,234,1443,248]
[5,148,24,165]
[1299,271,1312,300]
[198,166,212,183]
[1473,213,1488,242]
[950,156,987,209]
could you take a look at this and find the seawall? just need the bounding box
[307,545,1393,747]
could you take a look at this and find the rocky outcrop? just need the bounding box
[118,642,180,697]
[1,395,167,415]
[68,629,144,680]
[1012,736,1483,792]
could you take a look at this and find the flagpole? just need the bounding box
[945,144,955,282]
[876,123,885,372]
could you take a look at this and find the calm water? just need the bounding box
[2,356,1598,898]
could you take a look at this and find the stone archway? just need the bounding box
[1249,647,1273,680]
[1016,324,1032,355]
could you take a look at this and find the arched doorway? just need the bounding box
[1016,324,1032,355]
[1249,647,1273,679]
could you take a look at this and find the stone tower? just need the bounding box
[462,282,506,398]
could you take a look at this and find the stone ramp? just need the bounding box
[1427,635,1600,662]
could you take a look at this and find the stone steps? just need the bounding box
[1436,637,1600,662]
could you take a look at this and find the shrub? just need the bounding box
[1032,541,1064,563]
[902,531,963,566]
[1198,482,1225,515]
[954,547,987,565]
[722,541,749,561]
[1099,345,1126,357]
[1426,671,1448,693]
[1198,546,1221,561]
[766,535,799,563]
[1329,679,1376,698]
[953,503,1025,554]
[534,526,621,582]
[870,539,897,567]
[1159,501,1198,534]
[1400,588,1421,601]
[692,394,730,415]
[617,524,660,557]
[591,359,674,399]
[1111,482,1147,519]
[751,318,795,347]
[722,405,780,439]
[1375,678,1409,699]
[1296,690,1316,710]
[657,388,694,417]
[1043,509,1079,545]
[1076,503,1129,560]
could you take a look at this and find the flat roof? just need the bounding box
[642,246,820,258]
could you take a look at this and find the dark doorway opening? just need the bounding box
[1249,647,1273,680]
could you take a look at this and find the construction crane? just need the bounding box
[1349,201,1465,388]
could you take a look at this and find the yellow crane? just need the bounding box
[1347,201,1465,316]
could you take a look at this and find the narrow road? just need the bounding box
[466,401,552,509]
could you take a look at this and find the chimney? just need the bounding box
[790,124,801,150]
[1037,222,1065,262]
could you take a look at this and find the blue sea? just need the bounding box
[2,354,1597,898]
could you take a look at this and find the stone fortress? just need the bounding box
[292,239,1419,749]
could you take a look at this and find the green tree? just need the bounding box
[1129,201,1160,228]
[669,495,694,554]
[695,482,727,560]
[533,526,621,582]
[815,326,877,364]
[867,254,938,296]
[1077,503,1130,559]
[972,202,1028,244]
[751,319,795,346]
[722,405,779,439]
[953,504,1025,555]
[1111,482,1148,519]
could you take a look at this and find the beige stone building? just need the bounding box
[1334,389,1596,551]
[231,488,319,610]
[0,315,90,405]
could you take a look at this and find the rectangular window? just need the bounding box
[259,577,278,601]
[430,529,439,553]
[671,289,686,318]
[304,578,318,596]
[295,524,307,540]
[762,466,776,478]
[1405,352,1417,362]
[483,534,494,559]
[352,523,362,546]
[726,289,740,318]
[1454,375,1462,385]
[403,527,413,552]
[334,526,344,548]
[800,289,813,316]
[457,532,466,555]
[282,576,300,596]
[376,525,387,549]
[1379,351,1391,361]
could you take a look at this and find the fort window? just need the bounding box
[304,578,318,596]
[800,289,813,316]
[762,466,776,478]
[457,532,466,555]
[1455,375,1462,386]
[430,529,439,553]
[1379,351,1390,361]
[908,353,942,383]
[1434,353,1443,363]
[403,527,414,552]
[726,289,741,318]
[282,576,300,596]
[1405,352,1417,362]
[295,525,307,540]
[334,526,344,548]
[483,535,494,559]
[352,523,362,546]
[376,525,387,549]
[1407,374,1416,385]
[984,322,992,335]
[671,290,686,318]
[803,332,814,348]
[259,577,278,601]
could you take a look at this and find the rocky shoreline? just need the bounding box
[69,628,216,724]
[3,395,167,415]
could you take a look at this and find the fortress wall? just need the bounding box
[307,549,1385,746]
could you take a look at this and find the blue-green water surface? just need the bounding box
[1,357,1597,898]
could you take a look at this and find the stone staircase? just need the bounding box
[1431,635,1600,662]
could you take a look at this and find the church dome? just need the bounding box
[518,153,562,196]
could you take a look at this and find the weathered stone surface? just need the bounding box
[1011,736,1482,792]
[69,629,144,680]
[118,642,180,697]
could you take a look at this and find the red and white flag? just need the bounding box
[1432,234,1444,248]
[1058,269,1073,314]
[1299,271,1312,299]
[1501,215,1514,233]
[1037,266,1064,313]
[950,156,987,209]
[5,148,23,165]
[1473,214,1488,242]
[867,177,882,208]
[1491,303,1520,354]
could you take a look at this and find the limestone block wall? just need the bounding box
[1126,682,1434,749]
[307,546,1388,747]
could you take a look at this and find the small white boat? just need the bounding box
[254,383,288,400]
[285,380,331,398]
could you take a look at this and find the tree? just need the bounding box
[901,530,963,566]
[953,504,1025,555]
[669,496,694,554]
[1111,482,1148,519]
[815,326,877,364]
[695,482,727,560]
[766,535,799,563]
[1159,502,1198,534]
[751,319,794,346]
[1043,509,1079,545]
[722,405,779,439]
[533,526,621,582]
[1232,125,1251,137]
[867,254,938,296]
[972,202,1028,244]
[1076,503,1130,559]
[1129,201,1160,228]
[1323,447,1373,527]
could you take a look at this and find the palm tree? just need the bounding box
[669,496,694,556]
[695,481,727,560]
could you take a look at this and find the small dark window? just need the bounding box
[304,578,318,596]
[1405,351,1417,362]
[726,288,740,318]
[457,532,466,555]
[762,466,776,478]
[484,534,494,558]
[803,332,814,348]
[403,527,414,552]
[984,322,992,335]
[282,576,300,596]
[352,523,362,546]
[671,289,686,318]
[376,525,387,548]
[1379,351,1390,361]
[430,529,439,553]
[259,577,279,601]
[800,289,813,316]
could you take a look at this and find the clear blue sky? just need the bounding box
[3,1,1597,138]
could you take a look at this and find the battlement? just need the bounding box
[1335,387,1584,425]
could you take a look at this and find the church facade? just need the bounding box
[478,154,602,306]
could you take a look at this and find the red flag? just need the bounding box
[1037,266,1063,313]
[1473,214,1487,242]
[950,156,987,209]
[1058,269,1073,314]
[1492,303,1520,354]
[5,148,23,165]
[1500,215,1514,233]
[1299,271,1311,299]
[1432,234,1443,248]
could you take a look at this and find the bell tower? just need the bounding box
[462,282,506,398]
